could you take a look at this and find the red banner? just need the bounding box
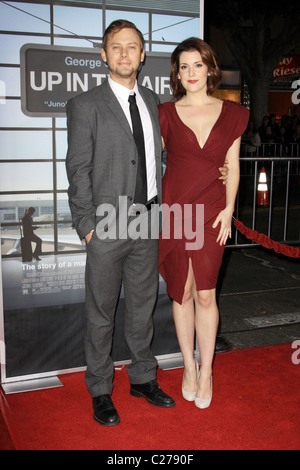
[273,55,300,80]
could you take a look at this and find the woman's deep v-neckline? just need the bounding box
[173,100,225,151]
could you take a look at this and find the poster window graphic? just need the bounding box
[1,199,89,381]
[20,44,173,116]
[1,45,180,387]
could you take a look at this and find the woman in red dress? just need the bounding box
[158,38,249,409]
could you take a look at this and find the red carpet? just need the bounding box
[0,405,15,450]
[1,343,299,450]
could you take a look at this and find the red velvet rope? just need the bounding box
[233,218,300,258]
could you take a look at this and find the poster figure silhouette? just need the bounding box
[21,207,42,261]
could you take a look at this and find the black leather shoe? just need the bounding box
[130,380,176,408]
[92,395,120,426]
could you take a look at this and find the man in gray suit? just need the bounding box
[66,20,175,427]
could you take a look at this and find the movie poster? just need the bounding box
[0,46,179,383]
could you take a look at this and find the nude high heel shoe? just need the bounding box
[195,377,213,409]
[182,360,200,401]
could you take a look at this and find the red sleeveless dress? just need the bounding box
[158,100,249,304]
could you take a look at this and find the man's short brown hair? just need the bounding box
[102,19,145,52]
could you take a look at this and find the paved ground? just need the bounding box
[216,245,300,350]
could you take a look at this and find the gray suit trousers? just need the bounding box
[84,213,159,397]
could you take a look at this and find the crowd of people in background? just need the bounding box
[242,113,300,156]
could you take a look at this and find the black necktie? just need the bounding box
[128,93,147,205]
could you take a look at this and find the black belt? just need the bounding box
[130,196,158,216]
[145,196,158,210]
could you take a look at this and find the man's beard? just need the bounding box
[108,64,138,80]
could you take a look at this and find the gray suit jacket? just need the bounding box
[66,79,162,240]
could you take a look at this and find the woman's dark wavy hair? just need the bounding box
[170,37,222,101]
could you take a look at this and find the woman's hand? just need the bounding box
[218,160,229,184]
[212,206,234,246]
